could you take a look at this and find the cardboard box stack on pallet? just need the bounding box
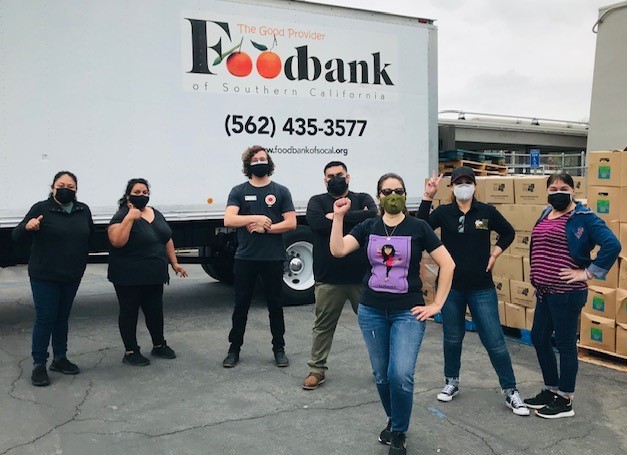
[579,150,627,360]
[486,175,552,332]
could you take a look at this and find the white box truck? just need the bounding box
[0,0,438,304]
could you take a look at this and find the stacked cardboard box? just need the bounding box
[579,150,627,357]
[487,176,545,330]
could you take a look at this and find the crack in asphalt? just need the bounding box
[59,399,381,440]
[535,425,595,451]
[438,415,499,455]
[8,357,54,409]
[1,379,94,455]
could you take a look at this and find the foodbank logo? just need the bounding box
[185,19,394,85]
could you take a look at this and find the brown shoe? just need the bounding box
[303,372,326,390]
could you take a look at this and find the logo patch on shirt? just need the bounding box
[574,227,584,239]
[265,194,276,206]
[474,219,489,230]
[244,195,257,202]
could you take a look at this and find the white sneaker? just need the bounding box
[437,383,459,402]
[506,390,530,416]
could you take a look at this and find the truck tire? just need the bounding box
[282,226,315,306]
[200,246,235,284]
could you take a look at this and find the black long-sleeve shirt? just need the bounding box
[416,199,515,291]
[306,191,377,284]
[12,197,94,283]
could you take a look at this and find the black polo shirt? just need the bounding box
[417,199,515,291]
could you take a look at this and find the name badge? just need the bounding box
[244,195,257,201]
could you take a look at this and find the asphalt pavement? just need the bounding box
[0,265,625,455]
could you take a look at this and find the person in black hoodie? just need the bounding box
[107,178,187,367]
[12,171,94,387]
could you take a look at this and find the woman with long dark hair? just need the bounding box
[107,178,187,366]
[13,171,93,386]
[331,172,455,455]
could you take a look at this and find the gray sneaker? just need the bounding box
[437,383,459,402]
[506,390,530,416]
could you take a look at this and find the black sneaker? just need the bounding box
[122,349,151,366]
[31,365,50,387]
[524,389,557,410]
[49,357,80,375]
[378,419,392,445]
[274,350,289,367]
[535,394,574,419]
[222,351,239,368]
[389,431,407,455]
[151,342,176,359]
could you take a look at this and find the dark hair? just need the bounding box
[323,161,347,174]
[376,172,407,216]
[241,145,275,178]
[546,172,574,189]
[51,171,77,187]
[381,244,396,261]
[118,178,150,209]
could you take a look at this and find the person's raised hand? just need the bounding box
[333,197,351,215]
[424,171,443,199]
[126,203,142,221]
[26,215,43,231]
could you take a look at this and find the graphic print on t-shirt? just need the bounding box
[367,234,411,293]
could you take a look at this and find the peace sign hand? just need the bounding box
[424,171,443,200]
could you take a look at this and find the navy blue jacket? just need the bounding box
[532,202,621,279]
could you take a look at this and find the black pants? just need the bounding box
[228,259,285,353]
[114,284,165,351]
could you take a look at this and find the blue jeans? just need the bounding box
[358,304,426,433]
[30,278,81,365]
[530,290,587,394]
[442,288,516,390]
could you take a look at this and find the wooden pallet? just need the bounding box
[578,345,627,373]
[439,149,506,165]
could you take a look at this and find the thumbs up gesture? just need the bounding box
[26,215,43,231]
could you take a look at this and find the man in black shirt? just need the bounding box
[303,161,377,390]
[222,146,296,368]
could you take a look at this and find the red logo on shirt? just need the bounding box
[265,194,276,207]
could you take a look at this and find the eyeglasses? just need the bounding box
[457,215,465,233]
[379,188,405,196]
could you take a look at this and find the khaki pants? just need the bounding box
[307,282,362,374]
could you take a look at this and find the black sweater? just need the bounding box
[306,191,377,284]
[417,199,515,291]
[12,197,94,283]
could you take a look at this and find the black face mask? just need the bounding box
[548,191,572,211]
[129,195,149,209]
[54,188,76,205]
[250,162,270,177]
[327,176,348,197]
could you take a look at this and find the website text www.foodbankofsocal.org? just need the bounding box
[266,145,349,157]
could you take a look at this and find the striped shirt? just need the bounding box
[530,212,588,294]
